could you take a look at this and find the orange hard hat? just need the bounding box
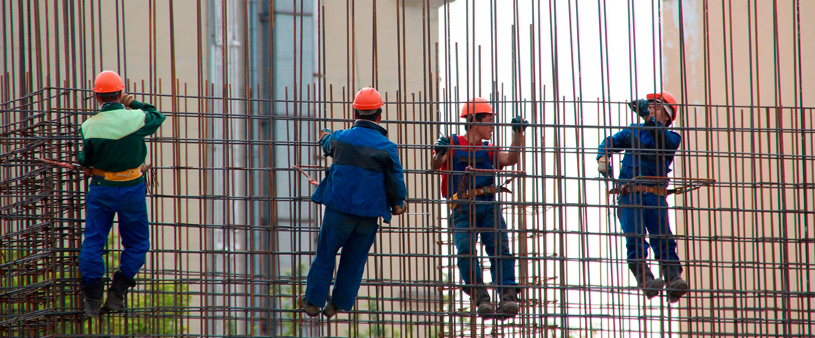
[353,87,384,110]
[459,97,494,118]
[646,91,679,126]
[93,70,125,93]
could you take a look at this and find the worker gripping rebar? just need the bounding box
[431,97,528,319]
[300,87,408,319]
[77,71,166,318]
[597,91,689,303]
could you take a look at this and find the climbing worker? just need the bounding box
[431,97,528,318]
[596,91,689,303]
[299,87,408,318]
[78,70,166,317]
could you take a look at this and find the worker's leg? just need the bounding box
[616,193,651,265]
[330,215,379,311]
[452,204,484,289]
[305,208,356,307]
[115,183,150,279]
[79,185,117,284]
[479,202,519,315]
[643,194,688,302]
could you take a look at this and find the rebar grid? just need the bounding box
[1,1,814,337]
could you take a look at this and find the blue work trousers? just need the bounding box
[451,198,518,293]
[79,183,150,284]
[616,192,681,272]
[305,207,379,311]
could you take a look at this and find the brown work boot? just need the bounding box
[497,288,520,317]
[81,279,105,318]
[298,295,320,317]
[666,278,689,303]
[322,298,340,318]
[629,262,664,299]
[472,287,494,315]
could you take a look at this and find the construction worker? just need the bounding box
[78,70,166,317]
[596,91,689,303]
[299,87,408,318]
[431,97,528,318]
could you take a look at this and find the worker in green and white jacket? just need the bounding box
[77,70,165,317]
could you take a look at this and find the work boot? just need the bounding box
[497,288,520,317]
[101,271,136,313]
[322,297,340,318]
[298,295,321,317]
[662,262,689,303]
[629,262,665,299]
[471,287,494,315]
[81,279,105,318]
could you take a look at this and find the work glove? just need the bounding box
[318,128,331,140]
[511,115,529,133]
[119,93,136,107]
[392,201,408,215]
[597,156,611,178]
[434,136,450,156]
[628,99,651,118]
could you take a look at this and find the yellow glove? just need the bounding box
[392,201,408,215]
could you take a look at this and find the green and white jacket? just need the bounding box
[78,100,166,187]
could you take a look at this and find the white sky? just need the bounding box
[438,1,679,337]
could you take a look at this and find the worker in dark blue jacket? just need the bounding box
[300,87,408,318]
[597,91,689,303]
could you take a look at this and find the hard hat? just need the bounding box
[646,91,679,126]
[459,97,494,118]
[353,87,384,110]
[93,70,125,93]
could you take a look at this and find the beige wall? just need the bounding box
[663,1,815,336]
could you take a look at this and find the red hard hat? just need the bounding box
[353,87,384,110]
[93,70,125,93]
[646,91,679,126]
[460,97,494,118]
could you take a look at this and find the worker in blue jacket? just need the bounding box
[597,91,689,303]
[300,87,408,318]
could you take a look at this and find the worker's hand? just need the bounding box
[434,136,450,156]
[511,116,529,133]
[119,93,136,107]
[392,201,408,215]
[628,99,651,119]
[318,128,331,140]
[598,156,611,177]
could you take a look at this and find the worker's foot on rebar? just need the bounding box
[666,278,689,303]
[322,299,340,318]
[81,279,105,318]
[497,289,520,317]
[641,278,666,299]
[102,271,136,313]
[299,295,321,317]
[473,288,494,316]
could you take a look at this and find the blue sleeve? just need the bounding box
[385,145,408,208]
[640,118,681,150]
[597,129,632,159]
[319,131,337,157]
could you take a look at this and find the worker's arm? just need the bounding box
[431,135,450,170]
[640,118,682,150]
[597,128,632,160]
[130,99,167,136]
[318,129,335,157]
[385,144,408,212]
[77,128,92,167]
[498,116,529,167]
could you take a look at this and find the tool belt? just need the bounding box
[90,167,143,182]
[449,186,510,210]
[609,184,668,196]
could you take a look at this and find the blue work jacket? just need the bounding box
[597,118,682,183]
[311,120,408,223]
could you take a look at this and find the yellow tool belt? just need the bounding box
[449,186,508,210]
[609,184,668,196]
[90,167,143,182]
